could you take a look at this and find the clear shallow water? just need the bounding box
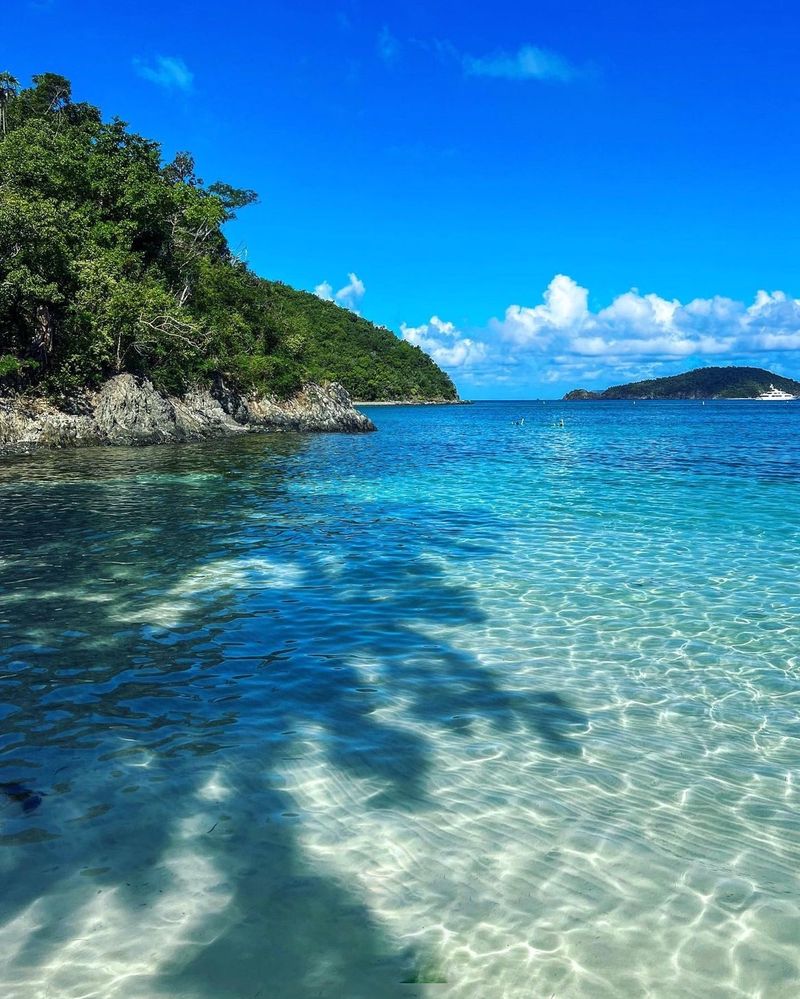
[0,400,798,998]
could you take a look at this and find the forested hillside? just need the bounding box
[564,366,800,400]
[0,72,457,401]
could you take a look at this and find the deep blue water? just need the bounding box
[0,400,799,998]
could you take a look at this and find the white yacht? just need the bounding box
[756,383,797,400]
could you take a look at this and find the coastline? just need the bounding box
[0,376,375,453]
[355,399,471,406]
[564,367,800,402]
[565,395,799,401]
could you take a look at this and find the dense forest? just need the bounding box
[564,366,800,400]
[0,72,457,401]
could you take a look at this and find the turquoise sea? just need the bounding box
[0,400,799,998]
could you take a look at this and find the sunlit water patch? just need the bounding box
[1,401,799,997]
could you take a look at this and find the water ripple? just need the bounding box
[0,402,799,997]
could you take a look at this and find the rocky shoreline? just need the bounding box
[0,374,375,453]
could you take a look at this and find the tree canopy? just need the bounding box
[0,73,457,401]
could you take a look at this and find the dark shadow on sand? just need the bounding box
[0,432,586,996]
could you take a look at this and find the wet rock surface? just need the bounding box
[0,375,375,452]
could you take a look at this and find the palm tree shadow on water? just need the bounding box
[0,434,587,997]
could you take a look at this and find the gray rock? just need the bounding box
[0,375,375,452]
[248,382,375,433]
[0,395,96,449]
[173,387,248,439]
[94,374,183,445]
[210,374,251,424]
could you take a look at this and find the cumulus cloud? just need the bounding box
[464,44,578,83]
[133,56,193,91]
[401,316,488,369]
[404,275,800,389]
[493,274,590,347]
[314,273,366,312]
[335,272,366,310]
[489,275,800,373]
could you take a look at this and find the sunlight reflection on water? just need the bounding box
[1,401,799,997]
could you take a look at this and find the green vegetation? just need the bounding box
[261,281,457,401]
[0,72,457,401]
[564,366,800,400]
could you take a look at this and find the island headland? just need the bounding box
[564,366,800,400]
[0,73,457,451]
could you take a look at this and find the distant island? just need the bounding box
[564,366,800,401]
[0,71,457,451]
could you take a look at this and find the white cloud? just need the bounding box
[401,316,488,369]
[598,290,680,334]
[314,273,366,312]
[493,274,590,346]
[487,275,800,372]
[407,275,800,390]
[133,56,193,91]
[464,44,578,83]
[335,272,366,310]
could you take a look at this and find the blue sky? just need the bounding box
[9,0,800,397]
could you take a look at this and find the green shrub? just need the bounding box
[0,353,39,384]
[221,353,305,399]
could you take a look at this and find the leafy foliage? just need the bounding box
[564,366,800,400]
[0,353,37,382]
[0,73,457,401]
[260,282,457,401]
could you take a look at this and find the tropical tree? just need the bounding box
[0,70,458,401]
[0,71,19,137]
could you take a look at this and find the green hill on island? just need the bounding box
[564,366,800,400]
[0,72,457,402]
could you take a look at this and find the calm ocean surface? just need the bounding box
[0,400,799,998]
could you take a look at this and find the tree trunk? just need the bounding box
[31,304,55,364]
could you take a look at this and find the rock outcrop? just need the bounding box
[247,382,378,432]
[0,376,375,452]
[94,374,184,445]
